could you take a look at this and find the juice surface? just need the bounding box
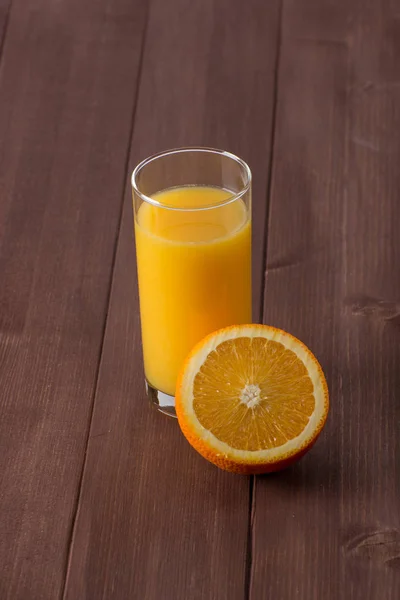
[135,185,252,396]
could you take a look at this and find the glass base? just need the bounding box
[145,380,177,417]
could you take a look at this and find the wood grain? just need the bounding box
[63,1,281,598]
[251,0,400,598]
[0,1,147,598]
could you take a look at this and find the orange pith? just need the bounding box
[175,324,329,474]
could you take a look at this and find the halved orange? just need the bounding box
[175,324,329,474]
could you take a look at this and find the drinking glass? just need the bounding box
[132,148,252,416]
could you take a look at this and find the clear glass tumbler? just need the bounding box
[132,148,252,416]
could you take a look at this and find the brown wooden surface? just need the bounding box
[0,1,147,598]
[252,1,400,598]
[0,0,399,599]
[63,1,280,598]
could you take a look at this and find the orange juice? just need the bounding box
[134,186,251,396]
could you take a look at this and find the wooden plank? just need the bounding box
[63,1,281,598]
[0,1,147,598]
[251,0,400,598]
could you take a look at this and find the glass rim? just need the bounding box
[131,147,252,212]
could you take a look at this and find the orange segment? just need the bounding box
[176,325,329,474]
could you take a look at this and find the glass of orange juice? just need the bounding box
[132,148,252,416]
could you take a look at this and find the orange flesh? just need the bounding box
[193,337,315,451]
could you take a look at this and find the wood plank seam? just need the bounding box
[60,3,151,598]
[244,477,256,600]
[260,0,284,324]
[246,2,284,600]
[0,0,12,65]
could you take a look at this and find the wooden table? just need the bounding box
[1,1,399,598]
